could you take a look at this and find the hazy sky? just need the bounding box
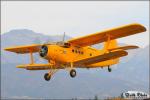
[1,1,149,48]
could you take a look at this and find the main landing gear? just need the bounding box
[43,62,77,81]
[69,62,76,78]
[44,73,51,81]
[70,69,76,78]
[108,65,112,72]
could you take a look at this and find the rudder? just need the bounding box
[103,39,118,51]
[103,39,119,64]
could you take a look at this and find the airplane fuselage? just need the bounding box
[41,44,118,68]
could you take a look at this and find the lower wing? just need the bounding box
[17,63,56,70]
[73,50,128,66]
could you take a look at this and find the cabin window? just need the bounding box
[81,52,84,55]
[75,50,78,53]
[72,49,74,52]
[72,49,83,55]
[90,53,92,56]
[78,51,80,54]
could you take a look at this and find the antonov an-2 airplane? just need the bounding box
[4,23,146,81]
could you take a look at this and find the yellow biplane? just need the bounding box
[4,23,146,81]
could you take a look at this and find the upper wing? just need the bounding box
[68,23,146,47]
[73,50,128,65]
[4,44,42,54]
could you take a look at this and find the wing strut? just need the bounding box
[71,62,73,68]
[105,34,111,52]
[30,50,34,64]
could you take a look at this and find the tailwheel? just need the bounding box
[108,66,112,72]
[44,73,51,81]
[70,69,76,78]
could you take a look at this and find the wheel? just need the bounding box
[108,66,112,72]
[70,69,76,78]
[44,73,51,81]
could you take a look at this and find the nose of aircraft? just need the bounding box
[39,45,48,57]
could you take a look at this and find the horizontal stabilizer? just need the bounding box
[108,45,139,51]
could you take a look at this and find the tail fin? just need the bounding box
[103,39,118,51]
[103,39,119,65]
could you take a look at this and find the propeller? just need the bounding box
[62,32,65,42]
[33,32,67,62]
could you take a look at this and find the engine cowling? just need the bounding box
[39,45,48,58]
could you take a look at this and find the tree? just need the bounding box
[94,95,98,100]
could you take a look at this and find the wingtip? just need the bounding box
[129,45,139,49]
[134,45,139,49]
[4,47,12,51]
[131,23,147,32]
[16,65,26,69]
[4,48,9,51]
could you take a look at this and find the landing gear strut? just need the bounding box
[108,66,112,72]
[70,69,76,78]
[44,73,51,81]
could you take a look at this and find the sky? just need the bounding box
[1,1,149,48]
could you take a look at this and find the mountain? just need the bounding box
[1,29,149,99]
[113,45,149,84]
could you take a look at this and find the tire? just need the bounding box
[108,67,112,72]
[44,73,51,81]
[70,69,76,78]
